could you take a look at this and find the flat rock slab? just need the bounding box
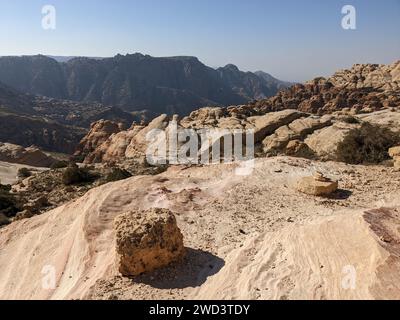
[296,176,338,196]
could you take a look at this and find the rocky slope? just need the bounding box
[243,61,400,116]
[0,81,135,153]
[0,157,400,299]
[328,61,400,91]
[0,111,86,154]
[0,54,290,115]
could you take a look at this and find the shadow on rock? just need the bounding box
[327,188,353,200]
[131,248,225,289]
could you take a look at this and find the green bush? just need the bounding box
[72,154,86,164]
[339,115,360,124]
[0,184,19,218]
[0,183,11,193]
[50,160,69,170]
[105,168,132,182]
[62,166,95,185]
[17,167,32,178]
[336,123,400,164]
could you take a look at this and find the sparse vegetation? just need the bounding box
[339,115,360,124]
[62,166,96,185]
[17,167,32,178]
[50,160,69,170]
[72,154,86,164]
[0,183,20,218]
[336,123,400,164]
[105,167,132,182]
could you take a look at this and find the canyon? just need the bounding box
[0,60,399,300]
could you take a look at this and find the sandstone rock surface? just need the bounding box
[357,109,400,133]
[262,115,332,154]
[304,122,360,160]
[388,146,400,169]
[328,61,400,92]
[285,140,315,158]
[389,146,400,158]
[0,142,56,167]
[73,120,124,161]
[81,114,169,164]
[247,109,305,143]
[0,158,400,299]
[245,61,400,116]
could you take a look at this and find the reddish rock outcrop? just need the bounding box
[73,120,124,162]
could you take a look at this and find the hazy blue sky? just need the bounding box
[0,0,399,81]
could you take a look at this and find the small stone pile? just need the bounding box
[296,171,338,196]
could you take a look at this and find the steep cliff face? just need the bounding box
[0,54,290,115]
[0,55,67,99]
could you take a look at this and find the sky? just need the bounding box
[0,0,399,82]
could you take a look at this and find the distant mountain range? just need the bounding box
[47,56,105,63]
[0,54,292,115]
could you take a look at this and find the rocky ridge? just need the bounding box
[0,142,56,167]
[0,54,291,115]
[75,107,400,165]
[214,61,400,118]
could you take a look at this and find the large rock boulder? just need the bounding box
[0,142,56,167]
[285,140,315,159]
[84,125,144,164]
[357,109,400,133]
[82,114,170,164]
[124,114,170,159]
[114,208,185,276]
[262,115,332,154]
[304,122,360,160]
[246,109,305,143]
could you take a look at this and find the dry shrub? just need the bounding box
[337,123,400,164]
